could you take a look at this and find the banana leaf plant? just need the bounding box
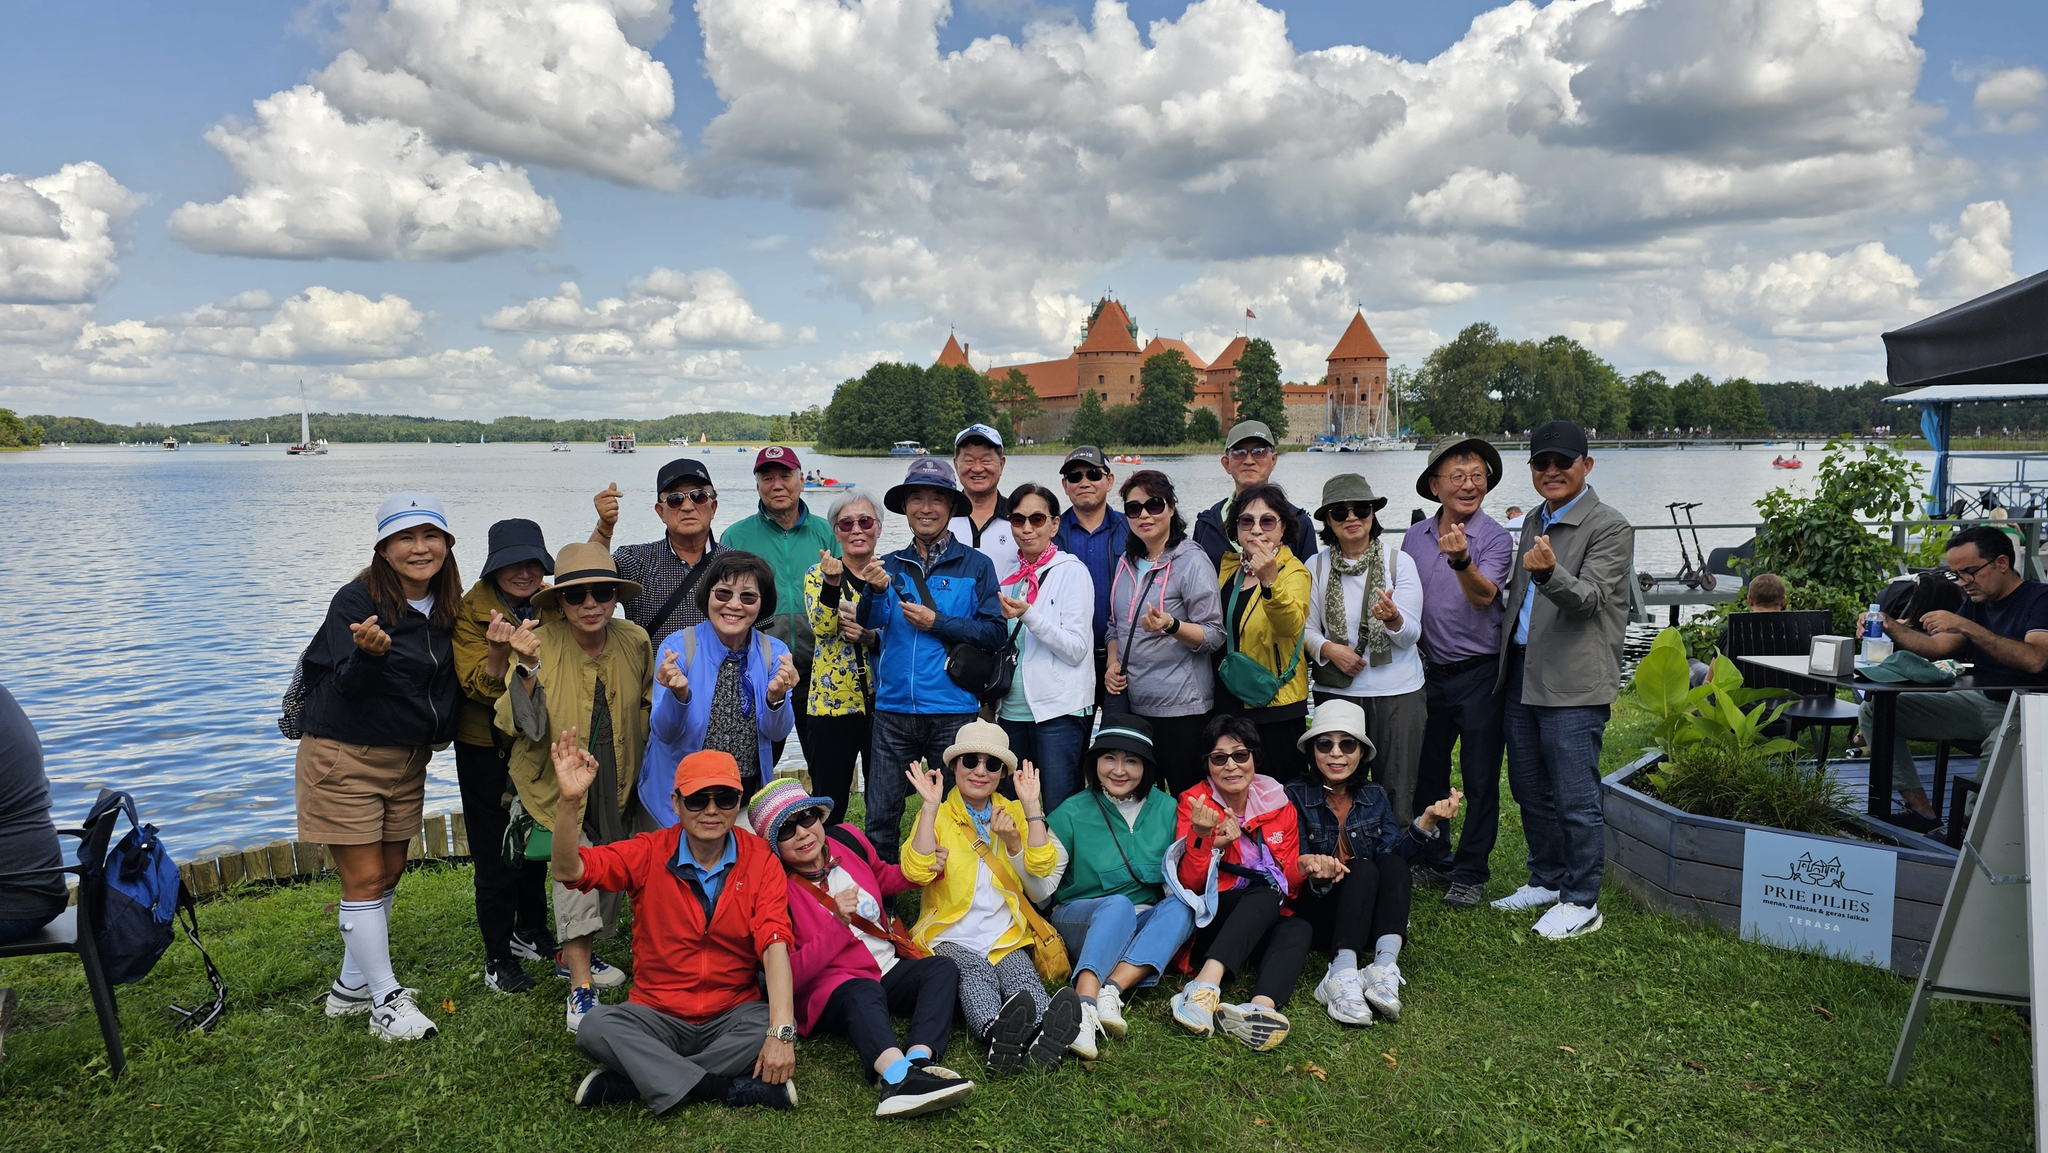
[1631,627,1800,759]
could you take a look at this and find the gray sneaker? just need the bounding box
[1443,882,1486,910]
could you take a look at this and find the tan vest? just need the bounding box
[495,617,651,832]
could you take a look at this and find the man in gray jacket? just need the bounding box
[1490,421,1633,940]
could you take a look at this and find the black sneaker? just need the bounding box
[724,1075,798,1109]
[1411,864,1454,889]
[984,991,1038,1077]
[1887,808,1944,835]
[485,958,536,994]
[575,1067,640,1107]
[1443,881,1486,909]
[1029,987,1083,1069]
[876,1067,975,1117]
[509,929,560,962]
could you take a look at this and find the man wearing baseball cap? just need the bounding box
[1053,445,1130,701]
[949,424,1018,579]
[1192,420,1318,569]
[1489,420,1632,940]
[723,446,842,761]
[589,457,724,655]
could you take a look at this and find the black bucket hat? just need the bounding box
[481,518,553,578]
[1084,717,1159,793]
[1416,436,1504,502]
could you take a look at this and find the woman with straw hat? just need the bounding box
[1303,474,1427,826]
[497,542,652,1033]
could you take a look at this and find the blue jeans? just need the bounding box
[998,713,1092,816]
[1049,895,1196,990]
[0,911,58,943]
[865,710,978,862]
[1502,651,1610,907]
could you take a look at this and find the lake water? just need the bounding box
[2,438,1870,859]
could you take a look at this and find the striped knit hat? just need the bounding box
[1086,716,1156,769]
[747,777,835,845]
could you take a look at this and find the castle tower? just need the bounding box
[1075,299,1144,407]
[1325,312,1390,438]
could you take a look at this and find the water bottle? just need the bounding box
[1861,603,1893,664]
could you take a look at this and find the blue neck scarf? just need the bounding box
[724,643,757,721]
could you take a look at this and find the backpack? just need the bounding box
[81,792,228,1026]
[277,637,319,739]
[1878,571,1964,627]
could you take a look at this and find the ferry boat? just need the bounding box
[161,436,179,451]
[607,433,637,454]
[890,440,926,456]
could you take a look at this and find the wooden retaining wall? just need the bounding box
[170,810,472,902]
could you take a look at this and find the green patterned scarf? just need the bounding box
[1324,541,1391,667]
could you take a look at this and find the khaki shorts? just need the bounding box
[554,830,623,942]
[295,736,429,846]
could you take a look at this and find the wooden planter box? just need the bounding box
[1602,753,1958,977]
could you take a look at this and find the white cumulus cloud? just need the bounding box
[483,267,793,348]
[1924,199,2013,300]
[1973,65,2046,133]
[0,163,141,302]
[179,286,427,362]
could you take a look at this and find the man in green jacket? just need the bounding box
[720,446,840,761]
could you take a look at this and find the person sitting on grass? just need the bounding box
[1285,699,1461,1028]
[1745,573,1787,612]
[901,721,1085,1076]
[749,778,976,1118]
[554,747,801,1114]
[1042,716,1195,1059]
[1165,715,1310,1052]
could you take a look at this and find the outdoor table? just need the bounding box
[1736,653,2047,820]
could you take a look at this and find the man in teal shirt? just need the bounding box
[720,446,840,761]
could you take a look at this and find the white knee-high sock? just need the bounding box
[1374,934,1402,969]
[336,888,395,988]
[340,898,399,1000]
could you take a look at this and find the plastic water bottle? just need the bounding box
[1862,603,1893,664]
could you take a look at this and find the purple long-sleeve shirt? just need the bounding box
[1400,510,1513,664]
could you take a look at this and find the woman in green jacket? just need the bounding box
[1044,717,1196,1058]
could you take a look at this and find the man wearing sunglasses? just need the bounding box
[1053,445,1130,702]
[1490,420,1632,941]
[554,749,802,1114]
[722,446,842,762]
[1193,420,1318,569]
[590,458,724,655]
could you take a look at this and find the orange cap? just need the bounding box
[673,750,743,797]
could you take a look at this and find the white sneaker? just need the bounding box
[1532,902,1603,940]
[367,989,438,1041]
[1096,984,1128,1040]
[1489,884,1562,912]
[1069,1002,1101,1059]
[567,985,599,1032]
[1313,966,1372,1026]
[1362,962,1405,1021]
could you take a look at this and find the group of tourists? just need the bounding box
[282,415,1637,1117]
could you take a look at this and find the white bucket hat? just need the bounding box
[375,491,453,545]
[1296,697,1376,762]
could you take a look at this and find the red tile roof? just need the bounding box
[1077,300,1141,354]
[1208,335,1250,373]
[1327,312,1388,361]
[935,334,970,368]
[1141,336,1210,371]
[989,355,1080,401]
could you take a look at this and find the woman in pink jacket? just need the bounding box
[748,779,975,1118]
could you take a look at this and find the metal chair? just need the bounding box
[0,790,128,1076]
[1722,610,1861,769]
[1705,539,1756,583]
[1930,738,1984,825]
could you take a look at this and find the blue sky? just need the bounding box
[1,0,2044,421]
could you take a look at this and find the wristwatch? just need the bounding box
[1448,556,1471,571]
[515,660,540,678]
[1163,615,1181,635]
[768,1022,796,1043]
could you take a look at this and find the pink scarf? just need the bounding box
[1002,544,1060,604]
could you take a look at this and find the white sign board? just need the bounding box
[1741,828,1898,967]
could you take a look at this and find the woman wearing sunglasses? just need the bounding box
[1104,470,1222,795]
[1303,474,1427,826]
[1215,482,1315,783]
[1164,715,1309,1052]
[994,482,1096,815]
[748,778,976,1118]
[499,542,653,1031]
[902,721,1085,1076]
[1286,699,1461,1027]
[804,490,885,826]
[646,551,801,824]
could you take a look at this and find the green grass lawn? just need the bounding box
[0,697,2032,1151]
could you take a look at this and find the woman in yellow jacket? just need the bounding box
[901,720,1084,1076]
[1216,482,1314,784]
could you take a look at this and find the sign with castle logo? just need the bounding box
[1740,828,1897,968]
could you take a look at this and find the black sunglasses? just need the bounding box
[1323,502,1376,524]
[1206,748,1254,767]
[1530,454,1577,474]
[711,586,760,606]
[776,807,827,841]
[1007,511,1052,528]
[662,487,716,509]
[1063,467,1106,483]
[678,787,743,812]
[560,583,618,605]
[1313,736,1362,755]
[1123,496,1168,518]
[953,753,1007,773]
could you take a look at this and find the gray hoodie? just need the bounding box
[1108,537,1224,717]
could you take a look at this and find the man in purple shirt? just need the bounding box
[1400,437,1512,910]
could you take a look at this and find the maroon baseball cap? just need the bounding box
[754,445,801,473]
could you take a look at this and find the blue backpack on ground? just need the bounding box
[80,792,228,1026]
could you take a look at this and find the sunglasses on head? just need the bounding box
[1123,496,1168,518]
[1324,502,1375,524]
[711,586,760,606]
[1007,511,1051,528]
[559,583,618,605]
[835,514,877,533]
[776,807,827,841]
[1207,748,1254,767]
[953,753,1007,773]
[662,487,716,509]
[1313,736,1362,755]
[677,787,742,812]
[1063,466,1106,483]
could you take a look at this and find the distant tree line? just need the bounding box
[0,408,44,448]
[26,410,784,445]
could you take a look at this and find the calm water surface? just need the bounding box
[1,439,1872,858]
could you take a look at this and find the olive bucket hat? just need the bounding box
[1415,436,1504,502]
[1314,473,1388,522]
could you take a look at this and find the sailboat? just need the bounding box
[287,382,327,455]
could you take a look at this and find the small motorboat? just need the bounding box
[803,477,855,491]
[1772,456,1803,469]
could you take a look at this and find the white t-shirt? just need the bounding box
[826,864,897,976]
[933,857,1013,957]
[407,594,436,616]
[951,511,1019,582]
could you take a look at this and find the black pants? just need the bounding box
[771,667,816,767]
[814,954,960,1071]
[1414,659,1506,882]
[1142,710,1215,797]
[1185,887,1313,1008]
[1290,855,1412,956]
[454,740,551,960]
[1252,718,1307,785]
[806,712,871,826]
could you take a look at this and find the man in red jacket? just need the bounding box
[549,743,799,1112]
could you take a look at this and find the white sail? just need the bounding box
[299,382,312,446]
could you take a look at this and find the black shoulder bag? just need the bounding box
[646,553,716,642]
[906,564,1018,704]
[1102,565,1163,717]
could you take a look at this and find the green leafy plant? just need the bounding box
[1632,628,1795,756]
[1749,437,1923,606]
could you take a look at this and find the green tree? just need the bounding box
[990,368,1043,431]
[1417,323,1503,434]
[1670,372,1717,429]
[1230,338,1287,440]
[1129,350,1196,445]
[1718,377,1771,432]
[768,415,790,441]
[1185,406,1223,444]
[1068,387,1113,447]
[933,363,994,431]
[1628,371,1673,432]
[0,408,43,448]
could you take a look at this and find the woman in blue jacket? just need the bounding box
[1285,699,1460,1028]
[643,551,800,825]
